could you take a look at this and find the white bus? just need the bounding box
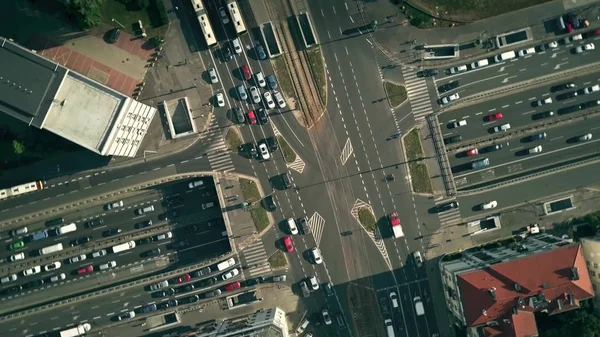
[226,0,247,35]
[112,240,136,253]
[39,243,64,255]
[191,0,217,47]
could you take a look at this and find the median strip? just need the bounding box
[403,129,433,194]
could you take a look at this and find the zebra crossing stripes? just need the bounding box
[207,140,234,172]
[272,123,306,173]
[240,241,272,277]
[307,212,325,246]
[435,199,463,226]
[402,68,434,121]
[340,138,354,165]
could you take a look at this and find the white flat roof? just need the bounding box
[42,72,121,154]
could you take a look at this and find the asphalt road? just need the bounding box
[433,35,600,99]
[439,71,600,144]
[449,116,600,187]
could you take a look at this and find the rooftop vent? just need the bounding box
[482,309,488,316]
[568,293,575,305]
[489,287,497,300]
[542,282,551,289]
[514,283,522,291]
[571,267,579,280]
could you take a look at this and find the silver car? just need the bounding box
[249,86,261,103]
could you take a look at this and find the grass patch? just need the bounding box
[384,82,407,108]
[271,57,295,101]
[224,128,242,151]
[268,250,287,269]
[410,0,553,22]
[306,48,326,105]
[100,0,168,39]
[240,178,269,233]
[404,129,433,194]
[276,136,296,163]
[358,208,377,232]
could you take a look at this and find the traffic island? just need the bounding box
[404,128,433,194]
[383,81,408,108]
[240,178,269,233]
[358,207,377,232]
[276,135,297,164]
[306,48,326,106]
[224,128,242,151]
[268,250,287,269]
[271,57,295,102]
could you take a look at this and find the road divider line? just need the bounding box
[522,110,536,115]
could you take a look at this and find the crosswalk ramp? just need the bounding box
[201,116,234,172]
[402,68,434,121]
[307,212,325,246]
[435,198,462,226]
[239,241,272,277]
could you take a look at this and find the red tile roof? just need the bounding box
[457,243,593,330]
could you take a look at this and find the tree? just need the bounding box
[135,0,149,9]
[12,140,25,156]
[540,307,600,337]
[60,0,104,28]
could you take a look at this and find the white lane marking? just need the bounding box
[522,110,536,115]
[510,146,524,152]
[550,136,564,141]
[515,100,523,104]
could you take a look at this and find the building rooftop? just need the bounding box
[0,37,156,157]
[458,243,593,334]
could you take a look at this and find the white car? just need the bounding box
[584,84,600,94]
[518,47,536,56]
[44,261,62,272]
[308,275,319,290]
[441,93,459,104]
[447,65,467,74]
[564,34,583,43]
[222,268,239,280]
[218,7,229,24]
[106,200,124,210]
[311,247,323,264]
[547,41,558,49]
[576,43,595,53]
[578,133,592,141]
[92,249,107,258]
[528,145,543,154]
[535,97,552,106]
[322,309,332,325]
[9,253,25,262]
[216,93,225,107]
[69,254,87,264]
[287,218,298,235]
[249,86,261,104]
[118,311,136,321]
[258,143,270,160]
[50,273,66,283]
[273,91,286,108]
[23,265,41,276]
[208,68,218,84]
[263,92,275,109]
[481,201,498,210]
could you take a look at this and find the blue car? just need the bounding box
[256,45,267,60]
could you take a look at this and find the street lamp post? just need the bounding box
[112,18,126,29]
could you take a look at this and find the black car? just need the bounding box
[135,220,153,229]
[103,228,122,237]
[444,135,462,145]
[264,195,277,212]
[437,201,459,213]
[483,144,503,152]
[551,82,576,92]
[4,285,23,294]
[256,108,269,124]
[153,290,168,298]
[183,284,195,292]
[438,81,459,93]
[159,210,179,221]
[529,132,547,141]
[559,104,585,114]
[222,47,232,61]
[233,107,245,124]
[266,136,278,152]
[188,295,200,303]
[200,190,216,197]
[142,304,158,313]
[146,248,161,257]
[533,110,554,120]
[26,279,44,288]
[108,28,121,43]
[244,276,265,287]
[556,91,578,100]
[419,69,439,77]
[70,236,91,247]
[138,237,154,245]
[165,195,183,207]
[197,277,218,287]
[194,267,211,277]
[85,218,104,228]
[585,100,600,108]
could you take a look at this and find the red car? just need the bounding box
[77,265,94,275]
[247,111,257,125]
[225,281,241,291]
[176,274,191,283]
[487,112,503,121]
[466,148,479,156]
[242,65,252,80]
[283,236,294,252]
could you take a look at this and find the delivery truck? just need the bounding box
[388,212,404,238]
[59,323,91,337]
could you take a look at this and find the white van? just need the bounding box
[217,257,236,271]
[384,319,395,337]
[112,241,136,253]
[135,205,155,215]
[494,51,516,62]
[414,296,425,316]
[493,123,511,132]
[155,232,173,240]
[287,218,298,235]
[55,223,77,235]
[471,59,489,69]
[99,261,117,270]
[0,274,17,284]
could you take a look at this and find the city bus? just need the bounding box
[39,243,64,255]
[112,241,136,253]
[191,0,217,47]
[226,0,247,35]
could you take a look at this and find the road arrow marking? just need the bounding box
[554,62,568,70]
[502,76,517,83]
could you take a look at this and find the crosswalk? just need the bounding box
[201,116,234,172]
[435,197,462,226]
[239,241,272,277]
[402,68,434,121]
[340,138,354,165]
[307,212,326,246]
[272,123,306,173]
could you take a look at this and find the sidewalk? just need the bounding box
[418,123,445,196]
[359,0,600,67]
